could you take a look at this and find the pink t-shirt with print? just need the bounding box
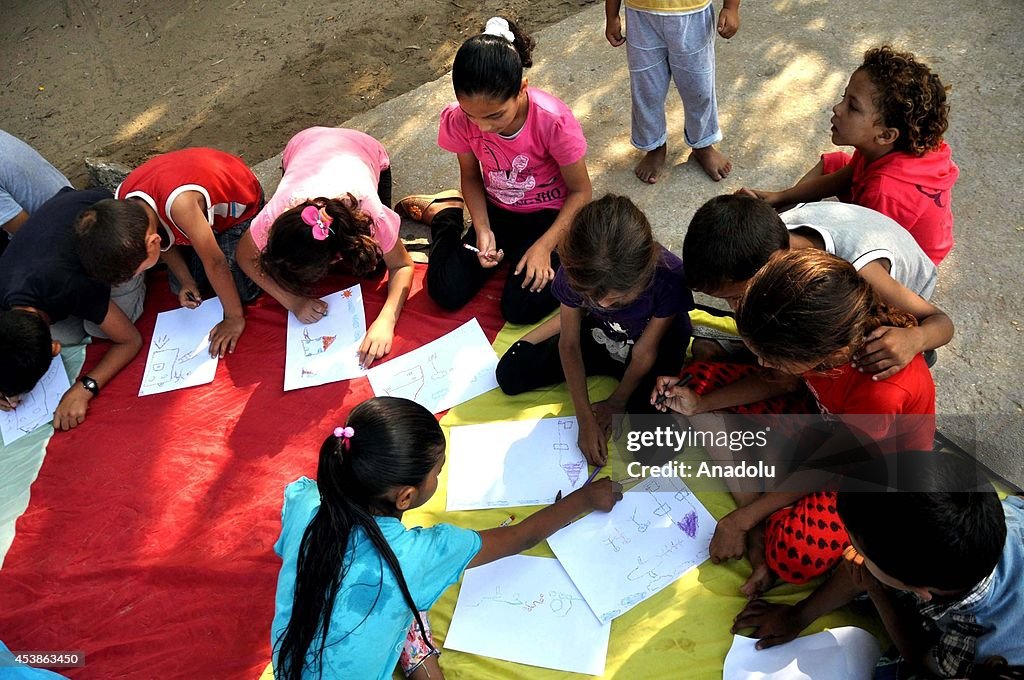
[248,127,400,253]
[438,87,587,213]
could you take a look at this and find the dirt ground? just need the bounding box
[1,0,596,186]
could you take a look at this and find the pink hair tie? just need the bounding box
[302,205,334,241]
[334,425,355,451]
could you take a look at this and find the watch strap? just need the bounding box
[80,376,100,397]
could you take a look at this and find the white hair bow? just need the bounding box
[483,17,514,43]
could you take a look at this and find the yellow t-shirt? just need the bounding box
[624,0,711,14]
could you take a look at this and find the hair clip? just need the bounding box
[301,205,334,241]
[483,17,514,43]
[334,425,355,451]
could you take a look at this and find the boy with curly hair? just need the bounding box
[739,46,959,265]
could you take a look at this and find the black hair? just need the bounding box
[274,397,446,680]
[75,199,152,284]
[0,309,53,397]
[837,452,1006,592]
[260,196,380,296]
[452,17,535,101]
[682,195,790,293]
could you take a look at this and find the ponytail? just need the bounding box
[737,249,918,370]
[452,16,535,101]
[274,398,446,680]
[260,196,380,296]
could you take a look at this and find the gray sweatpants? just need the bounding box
[50,273,146,346]
[626,5,722,150]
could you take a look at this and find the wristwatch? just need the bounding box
[79,376,100,397]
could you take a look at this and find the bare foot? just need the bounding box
[691,145,732,182]
[635,145,667,184]
[740,523,775,598]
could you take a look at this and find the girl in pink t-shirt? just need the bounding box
[395,16,592,324]
[237,127,413,367]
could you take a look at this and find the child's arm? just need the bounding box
[711,490,807,563]
[559,304,607,465]
[236,229,327,323]
[732,559,866,648]
[516,159,592,293]
[53,301,142,430]
[652,370,801,416]
[457,153,502,267]
[852,263,954,379]
[161,246,203,310]
[169,192,246,357]
[867,582,947,677]
[468,478,622,568]
[604,0,626,46]
[359,240,414,368]
[718,0,741,38]
[593,315,676,433]
[738,164,854,208]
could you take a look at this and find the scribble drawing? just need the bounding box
[428,352,452,380]
[301,328,337,357]
[603,527,632,552]
[470,587,581,617]
[675,511,699,538]
[626,555,674,592]
[144,346,208,388]
[14,387,48,433]
[383,365,425,401]
[647,491,673,517]
[546,590,583,617]
[154,334,170,350]
[630,507,652,533]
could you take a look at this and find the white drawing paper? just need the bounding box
[139,298,224,396]
[446,417,588,511]
[0,355,70,445]
[284,285,366,390]
[547,476,716,623]
[723,627,881,679]
[445,555,611,675]
[365,318,498,414]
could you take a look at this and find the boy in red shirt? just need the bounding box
[739,46,958,265]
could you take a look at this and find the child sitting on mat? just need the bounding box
[396,16,592,325]
[271,397,621,679]
[735,452,1024,679]
[654,249,935,597]
[738,46,958,265]
[497,194,693,465]
[236,127,414,368]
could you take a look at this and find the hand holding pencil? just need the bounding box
[651,373,699,415]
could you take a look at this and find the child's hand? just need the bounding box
[581,477,624,512]
[851,326,921,380]
[359,318,394,369]
[734,187,779,205]
[292,297,328,324]
[516,243,555,293]
[717,6,740,39]
[0,393,23,411]
[475,229,503,269]
[652,376,702,415]
[209,316,245,357]
[53,384,93,431]
[710,510,747,563]
[577,412,609,466]
[178,283,203,309]
[591,398,625,438]
[605,15,625,46]
[731,600,804,649]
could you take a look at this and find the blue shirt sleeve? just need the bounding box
[400,523,482,611]
[274,477,320,558]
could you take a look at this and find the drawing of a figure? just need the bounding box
[428,353,451,380]
[630,507,652,533]
[554,422,584,485]
[14,387,48,433]
[603,527,631,552]
[144,346,209,388]
[383,366,425,401]
[301,328,337,357]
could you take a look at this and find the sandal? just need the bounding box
[394,189,464,226]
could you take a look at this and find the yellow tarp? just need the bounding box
[261,313,884,679]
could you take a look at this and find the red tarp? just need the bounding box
[0,265,507,678]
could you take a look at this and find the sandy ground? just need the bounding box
[1,0,596,186]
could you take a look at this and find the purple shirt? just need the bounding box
[552,246,693,362]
